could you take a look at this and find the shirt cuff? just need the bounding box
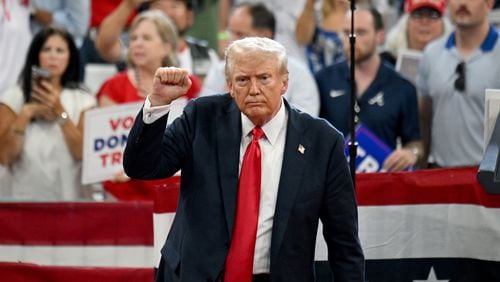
[142,96,171,124]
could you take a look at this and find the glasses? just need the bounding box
[454,62,466,92]
[410,8,441,20]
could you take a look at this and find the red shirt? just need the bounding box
[90,0,137,28]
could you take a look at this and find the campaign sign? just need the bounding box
[344,125,393,173]
[82,102,143,185]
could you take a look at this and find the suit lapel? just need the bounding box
[216,99,242,238]
[270,106,308,262]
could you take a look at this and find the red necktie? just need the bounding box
[224,127,264,282]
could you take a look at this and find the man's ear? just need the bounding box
[487,0,495,10]
[280,73,289,95]
[376,30,385,45]
[186,10,194,27]
[258,29,273,39]
[227,80,234,96]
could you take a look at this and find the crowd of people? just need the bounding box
[1,1,499,281]
[0,0,499,200]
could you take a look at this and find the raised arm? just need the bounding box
[217,0,232,58]
[95,0,143,62]
[295,0,317,45]
[123,67,192,179]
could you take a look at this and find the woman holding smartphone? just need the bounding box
[0,26,96,200]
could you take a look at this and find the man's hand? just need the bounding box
[149,67,192,107]
[382,148,417,172]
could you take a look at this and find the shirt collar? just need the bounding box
[241,98,286,146]
[445,25,499,52]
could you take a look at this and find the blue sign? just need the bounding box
[344,124,392,173]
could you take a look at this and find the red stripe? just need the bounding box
[356,167,500,207]
[2,168,497,248]
[0,262,153,282]
[152,167,500,212]
[0,202,153,245]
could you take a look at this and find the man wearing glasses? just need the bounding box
[417,0,500,168]
[383,0,452,65]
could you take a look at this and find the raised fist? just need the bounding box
[149,67,192,106]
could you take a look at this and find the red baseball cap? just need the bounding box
[405,0,446,15]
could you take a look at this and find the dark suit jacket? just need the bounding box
[124,94,364,282]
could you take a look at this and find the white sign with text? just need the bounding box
[82,102,143,185]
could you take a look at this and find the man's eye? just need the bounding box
[357,30,367,36]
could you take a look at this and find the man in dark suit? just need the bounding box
[123,37,364,282]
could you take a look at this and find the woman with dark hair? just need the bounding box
[0,26,96,200]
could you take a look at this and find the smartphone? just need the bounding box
[31,65,51,86]
[30,66,51,102]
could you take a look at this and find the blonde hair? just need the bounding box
[127,10,179,67]
[224,37,288,80]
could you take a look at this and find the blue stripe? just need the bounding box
[446,26,499,52]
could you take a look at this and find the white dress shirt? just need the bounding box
[240,100,287,273]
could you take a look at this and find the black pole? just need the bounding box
[348,0,358,188]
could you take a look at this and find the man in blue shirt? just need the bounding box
[316,5,422,172]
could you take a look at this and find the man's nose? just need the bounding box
[249,78,259,95]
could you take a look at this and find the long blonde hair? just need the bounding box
[127,10,179,67]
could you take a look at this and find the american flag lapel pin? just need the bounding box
[298,144,305,154]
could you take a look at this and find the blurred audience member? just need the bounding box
[382,0,452,65]
[96,10,200,200]
[96,0,218,80]
[316,5,422,172]
[30,0,90,48]
[417,0,500,168]
[0,0,31,98]
[295,0,349,73]
[218,0,308,63]
[0,27,96,200]
[80,0,137,76]
[97,10,200,107]
[201,2,320,116]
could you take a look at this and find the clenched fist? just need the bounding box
[149,67,192,107]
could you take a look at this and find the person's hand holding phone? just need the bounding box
[30,66,65,122]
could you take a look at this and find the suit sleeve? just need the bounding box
[123,101,196,180]
[320,133,365,282]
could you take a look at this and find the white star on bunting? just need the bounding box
[413,267,449,282]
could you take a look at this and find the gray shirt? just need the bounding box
[416,27,500,167]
